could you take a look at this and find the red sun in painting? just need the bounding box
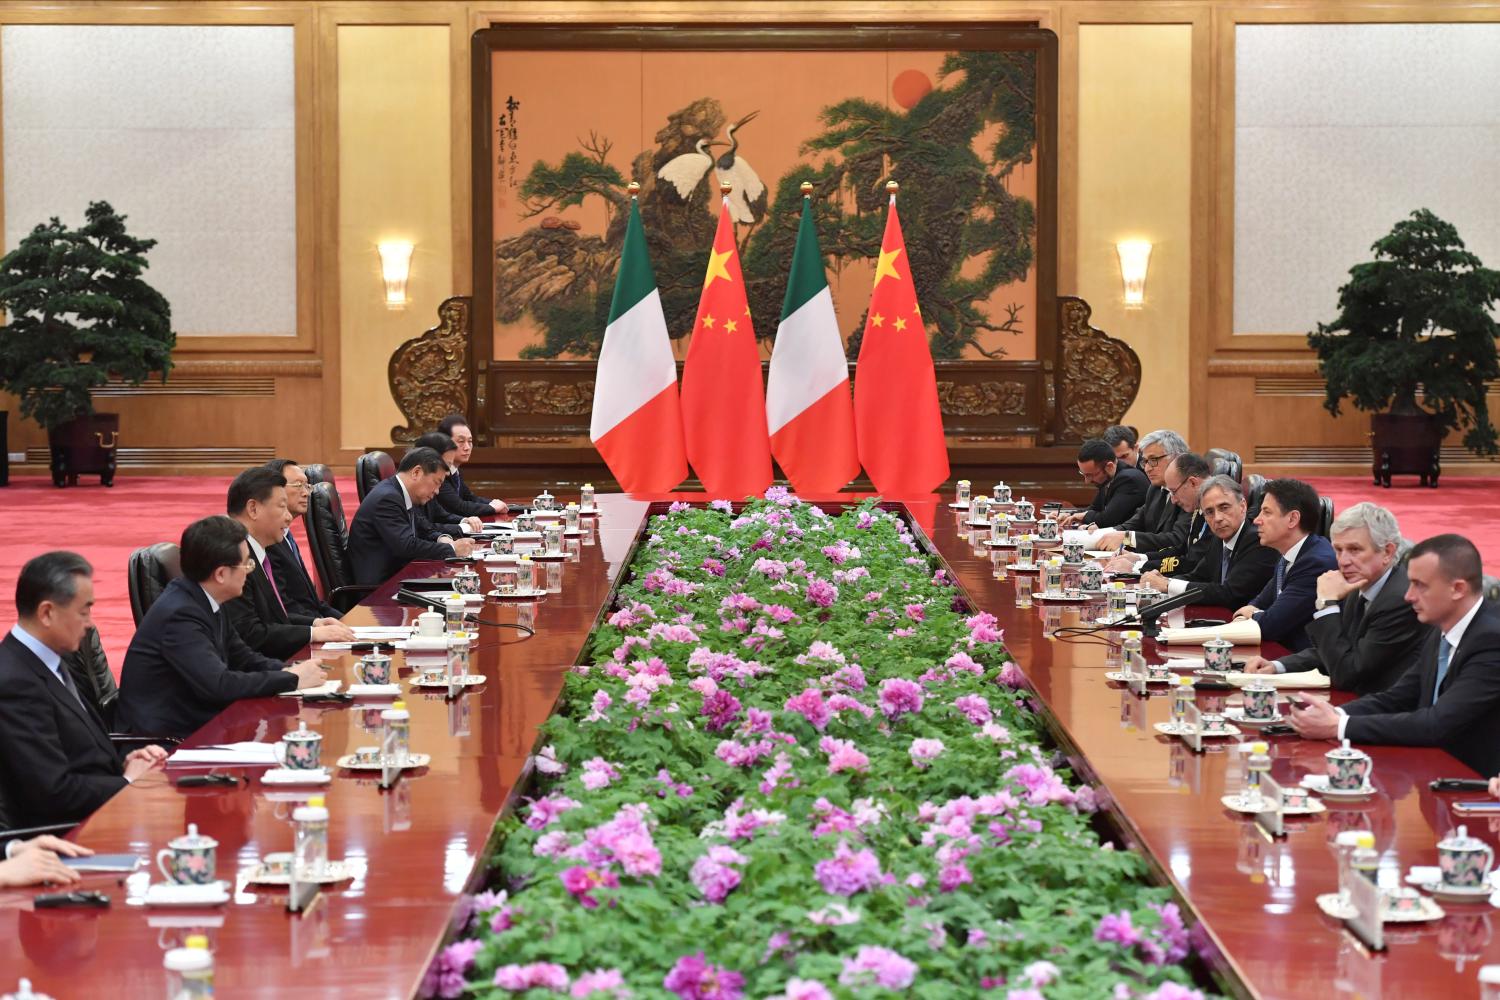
[892,69,933,109]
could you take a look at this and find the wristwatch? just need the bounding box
[1314,597,1341,611]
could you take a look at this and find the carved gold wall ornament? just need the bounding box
[503,380,596,416]
[1056,296,1142,441]
[935,379,1028,417]
[389,296,471,442]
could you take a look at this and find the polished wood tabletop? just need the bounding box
[3,495,1496,998]
[0,494,654,999]
[923,508,1500,1000]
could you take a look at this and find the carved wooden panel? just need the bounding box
[389,296,471,443]
[1055,296,1142,441]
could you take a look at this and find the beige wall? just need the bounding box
[337,24,452,451]
[1076,24,1192,442]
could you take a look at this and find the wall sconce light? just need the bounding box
[1115,240,1153,309]
[377,241,415,309]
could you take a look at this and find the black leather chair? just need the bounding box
[355,451,395,502]
[59,626,177,749]
[127,542,181,626]
[1245,474,1267,521]
[303,462,335,489]
[1315,496,1335,539]
[305,482,377,612]
[1207,448,1244,485]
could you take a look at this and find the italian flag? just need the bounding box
[766,194,861,494]
[853,188,950,496]
[679,193,774,499]
[589,197,688,494]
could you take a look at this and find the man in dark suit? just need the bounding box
[1061,438,1149,530]
[0,552,167,827]
[1231,477,1338,651]
[1096,430,1190,552]
[1289,534,1500,777]
[436,414,519,517]
[413,432,485,536]
[349,446,475,586]
[224,467,353,660]
[1139,474,1278,610]
[1102,424,1141,470]
[1245,502,1427,693]
[117,517,326,739]
[264,458,340,620]
[1105,451,1215,577]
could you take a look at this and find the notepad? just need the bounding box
[1225,670,1330,690]
[1156,620,1262,646]
[168,742,279,765]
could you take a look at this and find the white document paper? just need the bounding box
[1156,620,1263,646]
[169,742,280,765]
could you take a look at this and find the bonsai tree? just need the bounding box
[1308,208,1500,456]
[0,200,174,430]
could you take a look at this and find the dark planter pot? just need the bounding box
[48,412,119,487]
[1371,411,1443,488]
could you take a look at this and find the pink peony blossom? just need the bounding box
[663,952,744,1000]
[878,678,925,719]
[768,979,833,1000]
[1144,985,1205,1000]
[997,660,1028,688]
[560,866,618,908]
[953,694,992,725]
[570,968,628,997]
[494,962,570,992]
[581,757,621,791]
[838,946,916,990]
[784,687,831,730]
[690,845,748,903]
[1096,910,1141,946]
[1024,960,1060,987]
[909,738,945,768]
[804,578,840,607]
[700,689,743,731]
[818,736,870,775]
[814,840,883,896]
[420,939,482,998]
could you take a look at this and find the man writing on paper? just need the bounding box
[1103,452,1215,578]
[1243,502,1426,694]
[1092,430,1190,552]
[1060,439,1149,530]
[1137,475,1278,611]
[0,553,168,827]
[1229,478,1337,652]
[1288,534,1500,777]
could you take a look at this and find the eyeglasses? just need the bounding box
[1141,453,1168,468]
[236,556,258,571]
[287,482,312,493]
[1165,478,1193,498]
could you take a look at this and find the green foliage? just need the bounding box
[0,201,174,430]
[1308,209,1500,455]
[440,499,1217,999]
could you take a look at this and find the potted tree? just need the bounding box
[0,201,174,486]
[1309,209,1500,488]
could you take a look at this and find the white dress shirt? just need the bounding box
[1277,563,1396,673]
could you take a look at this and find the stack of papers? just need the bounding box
[168,742,279,765]
[352,626,415,640]
[1225,670,1330,689]
[1156,620,1262,646]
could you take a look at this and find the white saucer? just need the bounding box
[1221,793,1325,816]
[1093,617,1133,627]
[347,683,402,697]
[1223,707,1283,726]
[578,506,599,516]
[1105,671,1175,684]
[1416,880,1495,902]
[410,674,486,688]
[1035,592,1088,602]
[948,501,970,510]
[260,767,331,785]
[1301,774,1376,799]
[139,881,231,908]
[244,860,353,885]
[489,587,546,599]
[1009,562,1041,572]
[1157,721,1243,738]
[529,552,567,562]
[1315,892,1444,922]
[279,679,342,698]
[336,752,431,771]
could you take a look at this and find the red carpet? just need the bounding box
[0,474,1495,674]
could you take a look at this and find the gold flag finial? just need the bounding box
[719,182,733,196]
[627,181,641,197]
[800,181,814,196]
[886,180,900,194]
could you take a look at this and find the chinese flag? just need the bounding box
[853,190,950,496]
[679,193,774,499]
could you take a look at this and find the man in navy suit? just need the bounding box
[1232,477,1338,651]
[1289,534,1500,777]
[348,446,474,586]
[0,552,167,827]
[224,467,354,659]
[117,517,326,739]
[263,458,340,619]
[413,432,485,535]
[435,413,522,517]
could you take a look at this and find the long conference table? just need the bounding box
[1,495,1496,998]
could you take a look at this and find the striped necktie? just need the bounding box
[1431,638,1452,706]
[1274,557,1288,596]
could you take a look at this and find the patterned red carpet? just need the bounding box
[0,474,1495,673]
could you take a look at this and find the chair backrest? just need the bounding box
[355,451,395,501]
[1245,474,1267,521]
[1316,496,1336,539]
[306,481,355,594]
[62,625,117,730]
[302,463,335,489]
[1206,448,1244,485]
[127,542,181,626]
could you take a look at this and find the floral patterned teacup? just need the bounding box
[1203,637,1234,673]
[1038,517,1059,541]
[490,534,514,556]
[1062,540,1085,564]
[992,482,1012,504]
[1243,682,1278,721]
[1325,739,1372,791]
[1438,824,1495,888]
[1281,785,1311,810]
[157,824,217,885]
[273,723,323,771]
[452,569,481,595]
[1079,563,1104,590]
[356,653,392,686]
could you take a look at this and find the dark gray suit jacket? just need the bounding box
[1343,599,1500,777]
[1170,520,1279,610]
[1116,486,1185,537]
[348,476,454,585]
[0,632,126,827]
[1278,560,1429,694]
[267,534,339,620]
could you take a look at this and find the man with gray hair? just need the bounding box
[0,552,167,827]
[1094,430,1190,551]
[1245,501,1426,693]
[1138,474,1278,609]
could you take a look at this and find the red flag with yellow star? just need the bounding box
[680,193,774,498]
[853,190,950,496]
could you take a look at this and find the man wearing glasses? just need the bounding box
[263,459,341,620]
[1104,452,1216,576]
[1092,430,1190,551]
[1059,438,1149,530]
[435,414,520,518]
[116,516,326,740]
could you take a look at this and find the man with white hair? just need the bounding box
[1245,501,1427,693]
[1093,430,1190,551]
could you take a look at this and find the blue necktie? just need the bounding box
[453,469,464,496]
[284,530,306,574]
[1274,558,1288,596]
[1431,638,1452,706]
[1221,545,1232,584]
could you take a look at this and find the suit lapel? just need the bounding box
[248,560,290,624]
[7,637,114,753]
